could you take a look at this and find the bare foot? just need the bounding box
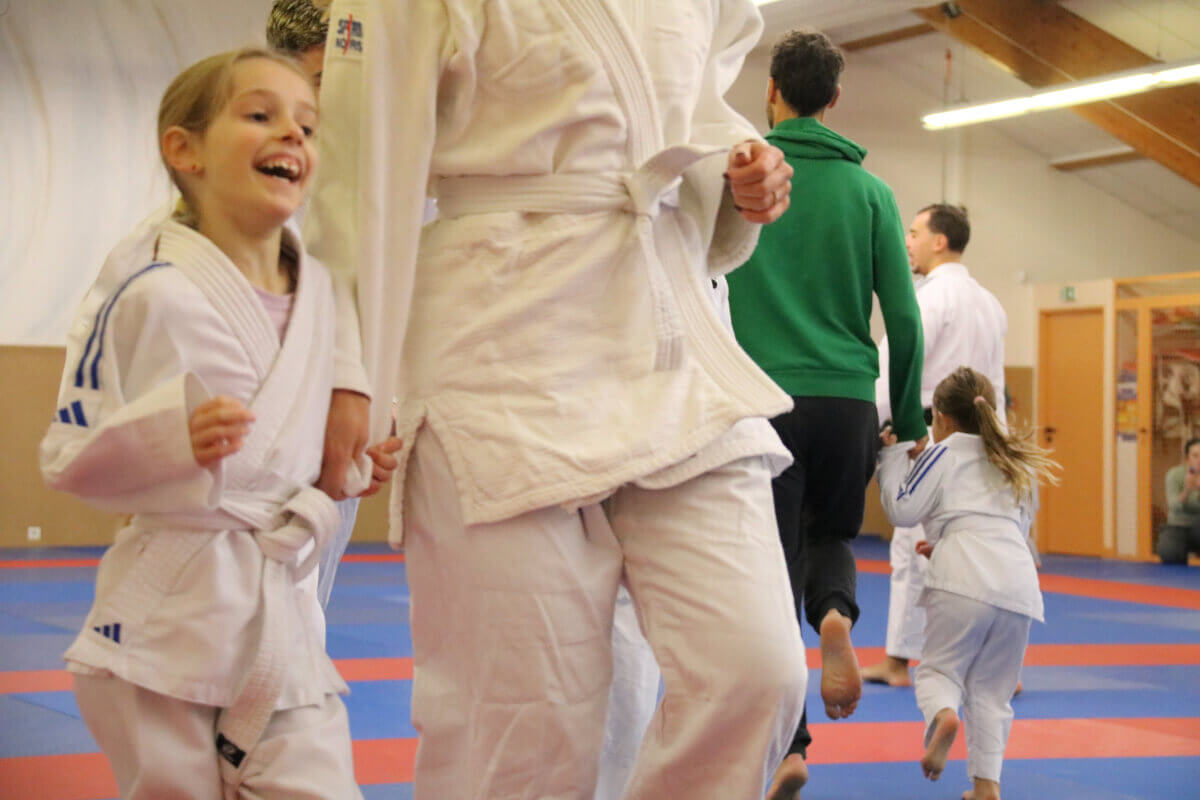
[962,777,1000,800]
[766,753,808,800]
[819,610,862,719]
[860,655,912,688]
[920,707,959,781]
[1012,680,1023,697]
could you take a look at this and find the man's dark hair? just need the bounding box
[266,0,329,54]
[919,203,971,253]
[769,28,845,117]
[1185,437,1200,458]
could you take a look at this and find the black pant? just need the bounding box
[1157,523,1200,564]
[769,396,880,757]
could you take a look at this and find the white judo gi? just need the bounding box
[875,263,1007,661]
[81,208,370,614]
[309,1,806,797]
[594,276,745,800]
[878,433,1043,783]
[40,221,363,799]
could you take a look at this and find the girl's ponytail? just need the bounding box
[933,367,1060,502]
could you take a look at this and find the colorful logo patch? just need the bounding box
[335,15,364,55]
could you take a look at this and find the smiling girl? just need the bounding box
[40,48,373,798]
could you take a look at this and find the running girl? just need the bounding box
[878,366,1059,800]
[40,47,392,798]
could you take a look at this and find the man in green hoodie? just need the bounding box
[726,28,927,799]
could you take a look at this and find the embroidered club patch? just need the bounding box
[335,14,364,56]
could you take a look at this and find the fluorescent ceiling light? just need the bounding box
[922,57,1200,130]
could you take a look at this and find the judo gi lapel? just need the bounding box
[156,221,278,381]
[156,222,318,476]
[556,0,662,163]
[237,226,326,471]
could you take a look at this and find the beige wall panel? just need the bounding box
[1,346,392,548]
[1,347,120,548]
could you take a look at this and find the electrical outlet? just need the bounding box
[27,526,42,542]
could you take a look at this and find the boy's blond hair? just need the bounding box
[266,0,330,55]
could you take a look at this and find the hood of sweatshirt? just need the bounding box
[765,116,866,164]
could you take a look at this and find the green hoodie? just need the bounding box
[727,116,926,441]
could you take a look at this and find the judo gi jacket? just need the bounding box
[308,0,792,536]
[41,223,350,746]
[876,263,1007,423]
[878,433,1044,622]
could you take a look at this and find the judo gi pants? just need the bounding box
[403,431,807,800]
[914,590,1031,783]
[768,397,877,757]
[594,585,660,800]
[885,523,929,661]
[73,674,361,799]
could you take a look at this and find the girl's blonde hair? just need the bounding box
[932,366,1060,502]
[157,47,310,225]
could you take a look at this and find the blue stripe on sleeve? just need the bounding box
[73,302,108,388]
[70,400,87,427]
[908,443,941,478]
[85,262,172,390]
[58,408,71,423]
[900,445,948,498]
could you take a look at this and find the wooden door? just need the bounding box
[1038,309,1106,556]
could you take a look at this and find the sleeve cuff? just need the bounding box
[333,357,372,399]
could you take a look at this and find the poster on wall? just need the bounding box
[1116,363,1137,443]
[1155,353,1200,443]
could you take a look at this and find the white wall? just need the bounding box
[726,44,1200,367]
[0,1,273,345]
[5,6,1200,352]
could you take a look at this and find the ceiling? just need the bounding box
[754,0,1200,243]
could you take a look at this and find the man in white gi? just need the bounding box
[308,1,808,798]
[862,203,1007,688]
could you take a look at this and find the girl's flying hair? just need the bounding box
[932,366,1060,502]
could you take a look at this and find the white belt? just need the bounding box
[106,484,339,775]
[435,144,726,370]
[215,484,340,774]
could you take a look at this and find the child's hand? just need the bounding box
[915,540,934,559]
[909,435,929,459]
[189,396,254,467]
[359,436,404,498]
[880,425,898,447]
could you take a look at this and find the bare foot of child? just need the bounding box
[962,777,1001,800]
[819,609,862,718]
[921,707,959,781]
[766,753,808,800]
[860,655,912,687]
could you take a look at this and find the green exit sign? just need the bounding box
[1060,286,1077,302]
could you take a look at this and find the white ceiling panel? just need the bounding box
[1063,0,1200,60]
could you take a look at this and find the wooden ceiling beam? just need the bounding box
[841,23,935,53]
[913,0,1200,189]
[1050,147,1143,172]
